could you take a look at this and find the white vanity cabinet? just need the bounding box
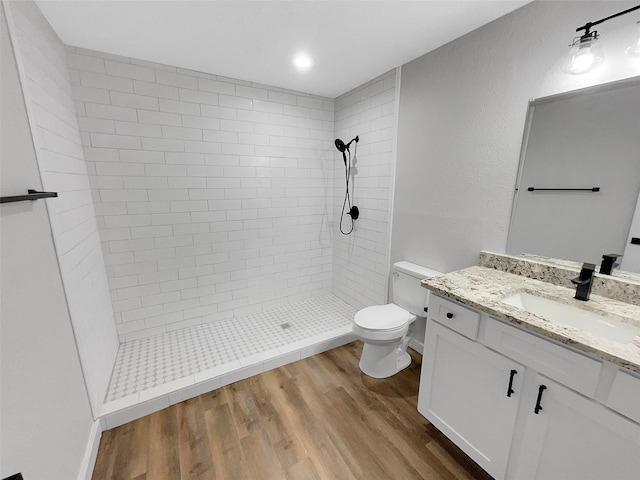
[418,320,524,479]
[418,294,640,480]
[513,374,640,480]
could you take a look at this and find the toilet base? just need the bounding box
[359,342,412,379]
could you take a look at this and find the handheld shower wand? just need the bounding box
[334,138,346,151]
[334,139,347,166]
[334,136,360,235]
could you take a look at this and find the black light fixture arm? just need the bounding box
[576,4,640,35]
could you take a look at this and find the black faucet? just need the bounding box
[571,263,596,301]
[600,254,622,275]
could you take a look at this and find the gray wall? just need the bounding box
[1,5,95,478]
[4,0,119,414]
[392,1,640,273]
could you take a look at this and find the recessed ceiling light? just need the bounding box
[292,54,314,71]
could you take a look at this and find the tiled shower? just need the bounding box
[70,47,336,342]
[7,0,398,418]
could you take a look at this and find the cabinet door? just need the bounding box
[418,320,524,480]
[514,374,640,480]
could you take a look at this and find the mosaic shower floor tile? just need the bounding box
[106,294,357,402]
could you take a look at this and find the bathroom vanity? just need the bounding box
[417,253,640,480]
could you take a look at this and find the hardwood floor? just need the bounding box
[92,342,492,480]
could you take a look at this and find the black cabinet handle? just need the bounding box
[506,369,517,397]
[446,312,454,319]
[534,384,547,414]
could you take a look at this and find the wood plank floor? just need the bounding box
[92,341,492,480]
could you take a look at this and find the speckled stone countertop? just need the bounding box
[479,251,640,306]
[421,266,640,374]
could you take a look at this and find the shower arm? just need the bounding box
[343,136,359,150]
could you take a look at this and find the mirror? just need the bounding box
[507,76,640,276]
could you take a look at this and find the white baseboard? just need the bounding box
[78,419,102,480]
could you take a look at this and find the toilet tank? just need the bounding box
[391,261,442,316]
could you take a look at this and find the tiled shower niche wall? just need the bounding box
[67,46,335,341]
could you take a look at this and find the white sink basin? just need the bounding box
[501,291,639,344]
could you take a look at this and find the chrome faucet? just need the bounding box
[571,263,596,301]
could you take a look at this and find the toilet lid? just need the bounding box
[354,304,414,331]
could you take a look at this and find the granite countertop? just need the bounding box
[421,266,640,374]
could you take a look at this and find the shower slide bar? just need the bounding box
[0,189,58,204]
[527,187,600,192]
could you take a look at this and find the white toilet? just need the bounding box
[353,261,442,378]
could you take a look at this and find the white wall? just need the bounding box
[1,5,96,478]
[332,70,398,309]
[67,47,335,341]
[392,0,640,273]
[4,0,119,415]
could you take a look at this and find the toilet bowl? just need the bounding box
[353,261,442,378]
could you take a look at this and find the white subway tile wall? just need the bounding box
[5,2,119,414]
[332,70,398,310]
[67,47,335,340]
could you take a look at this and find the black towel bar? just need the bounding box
[0,189,58,204]
[527,187,600,192]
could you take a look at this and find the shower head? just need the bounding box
[335,136,359,166]
[335,135,360,153]
[335,138,347,165]
[334,136,359,153]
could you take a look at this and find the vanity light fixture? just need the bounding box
[564,31,604,75]
[564,4,640,75]
[627,21,640,57]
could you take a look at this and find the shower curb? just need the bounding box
[98,327,356,429]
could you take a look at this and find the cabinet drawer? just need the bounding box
[606,369,640,424]
[484,317,602,397]
[429,295,480,340]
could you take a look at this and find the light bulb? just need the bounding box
[572,51,595,72]
[292,54,314,71]
[563,33,604,75]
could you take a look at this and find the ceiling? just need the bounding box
[36,0,531,98]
